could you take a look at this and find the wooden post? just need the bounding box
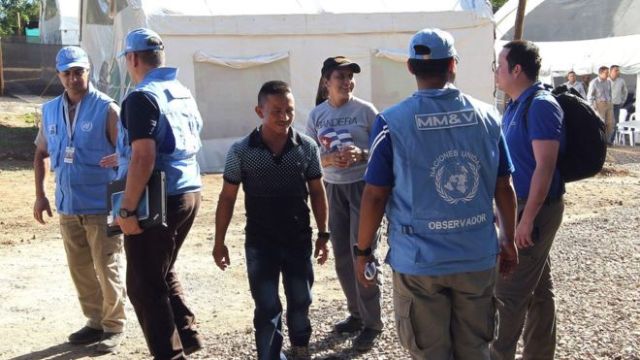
[16,12,22,35]
[514,0,527,40]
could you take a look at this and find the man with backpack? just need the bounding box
[491,40,565,360]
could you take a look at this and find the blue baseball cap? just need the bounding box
[409,28,458,61]
[119,28,164,57]
[56,46,90,72]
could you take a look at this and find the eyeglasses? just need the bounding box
[491,61,497,72]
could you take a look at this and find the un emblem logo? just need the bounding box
[431,150,480,204]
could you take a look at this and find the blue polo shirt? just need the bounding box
[502,83,565,199]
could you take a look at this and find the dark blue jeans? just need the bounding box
[245,239,314,360]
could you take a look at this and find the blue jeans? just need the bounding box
[245,240,314,360]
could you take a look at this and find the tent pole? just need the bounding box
[514,0,527,40]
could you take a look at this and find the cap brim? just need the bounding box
[57,62,90,72]
[339,63,361,73]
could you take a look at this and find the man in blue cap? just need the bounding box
[115,28,204,359]
[355,28,519,359]
[33,46,127,353]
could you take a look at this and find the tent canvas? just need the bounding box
[81,0,496,172]
[494,0,639,111]
[40,0,80,45]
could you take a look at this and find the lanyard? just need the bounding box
[63,96,82,141]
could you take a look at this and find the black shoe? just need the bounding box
[353,328,381,352]
[68,326,103,345]
[333,315,363,334]
[96,332,124,353]
[182,333,204,356]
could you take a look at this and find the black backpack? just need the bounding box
[522,86,607,183]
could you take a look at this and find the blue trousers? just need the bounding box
[245,239,314,360]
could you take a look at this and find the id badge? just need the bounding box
[64,146,75,164]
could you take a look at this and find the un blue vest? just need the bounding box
[129,67,202,195]
[382,87,501,276]
[42,85,116,215]
[115,119,130,179]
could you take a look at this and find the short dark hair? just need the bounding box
[503,40,541,81]
[567,71,576,76]
[407,58,451,81]
[135,37,164,67]
[598,66,609,73]
[258,80,291,106]
[610,65,620,70]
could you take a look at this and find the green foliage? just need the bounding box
[0,0,39,36]
[491,0,509,13]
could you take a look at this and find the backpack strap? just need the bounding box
[521,89,547,132]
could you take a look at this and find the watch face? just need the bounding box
[118,208,129,218]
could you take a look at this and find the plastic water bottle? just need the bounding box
[364,261,377,281]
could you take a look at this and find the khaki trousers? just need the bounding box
[393,267,496,360]
[595,101,614,142]
[491,198,564,360]
[60,214,126,333]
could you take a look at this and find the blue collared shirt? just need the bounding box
[502,82,565,199]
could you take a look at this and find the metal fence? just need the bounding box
[1,36,64,96]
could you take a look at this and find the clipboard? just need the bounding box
[106,171,167,236]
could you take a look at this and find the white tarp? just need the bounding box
[494,0,640,76]
[494,0,639,115]
[40,0,80,44]
[82,0,496,172]
[193,52,290,70]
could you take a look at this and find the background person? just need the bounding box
[609,65,629,142]
[587,66,614,143]
[305,56,383,352]
[33,46,126,353]
[563,71,586,98]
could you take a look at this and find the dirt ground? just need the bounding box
[0,98,639,359]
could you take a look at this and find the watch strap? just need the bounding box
[353,245,372,257]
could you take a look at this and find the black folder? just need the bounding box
[107,171,167,236]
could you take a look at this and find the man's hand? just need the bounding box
[33,197,53,224]
[515,219,535,249]
[116,215,143,235]
[314,238,329,265]
[498,239,518,277]
[99,153,119,168]
[213,243,231,270]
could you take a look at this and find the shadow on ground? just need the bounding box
[8,342,108,360]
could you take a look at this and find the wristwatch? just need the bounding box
[118,208,137,219]
[353,245,372,257]
[317,231,331,240]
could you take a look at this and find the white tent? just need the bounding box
[494,0,640,101]
[40,0,80,45]
[81,0,496,172]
